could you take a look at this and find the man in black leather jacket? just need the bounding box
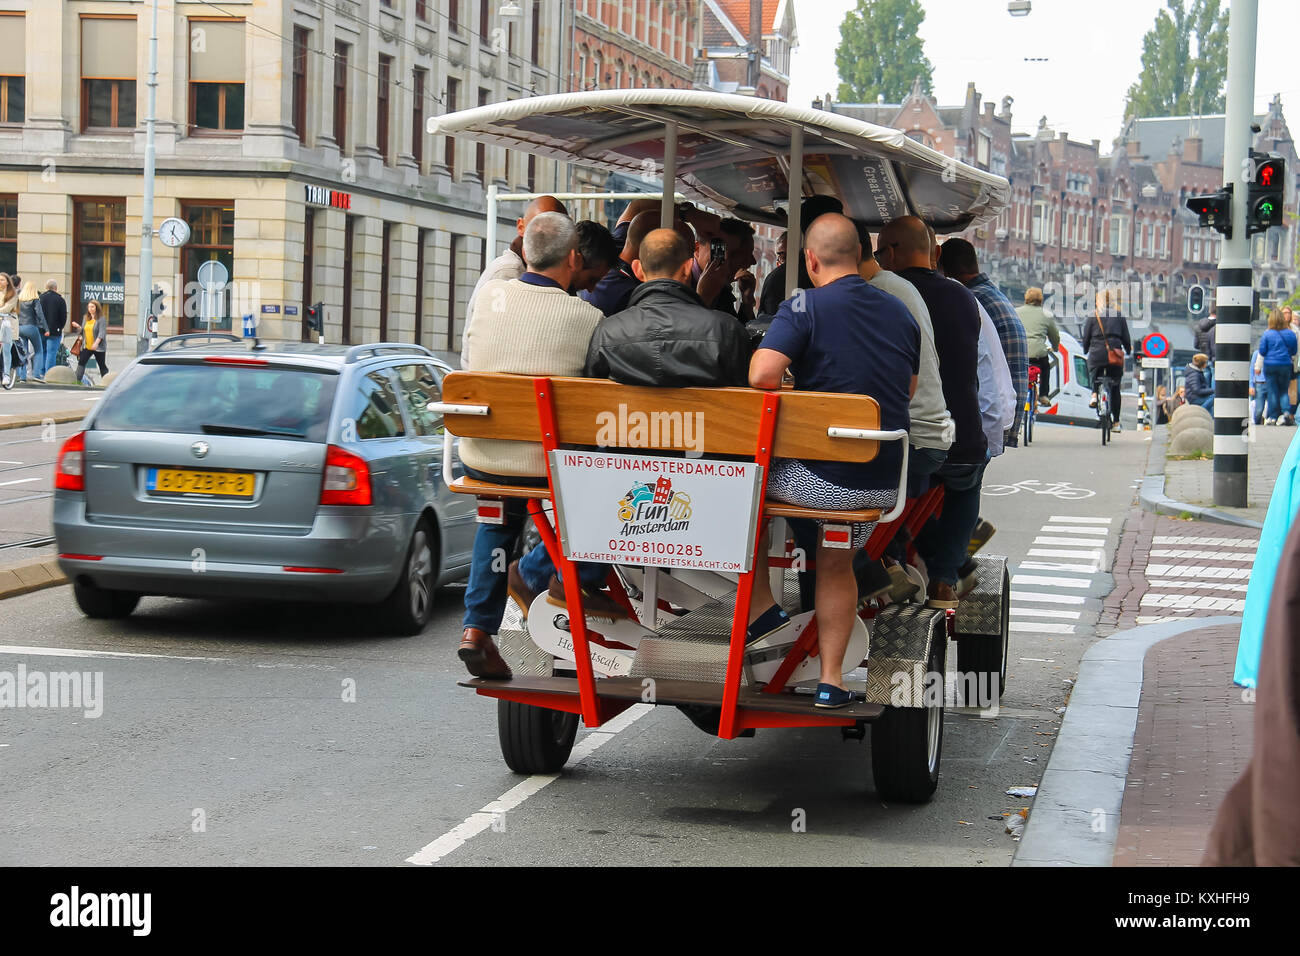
[585,228,750,387]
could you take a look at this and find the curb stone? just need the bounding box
[0,410,87,431]
[1011,614,1242,867]
[1137,424,1264,530]
[0,558,67,600]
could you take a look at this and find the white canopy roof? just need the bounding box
[428,89,1010,232]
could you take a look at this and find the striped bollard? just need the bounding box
[1214,268,1252,507]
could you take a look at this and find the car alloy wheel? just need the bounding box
[408,526,433,623]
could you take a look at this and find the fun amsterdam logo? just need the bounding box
[617,476,693,536]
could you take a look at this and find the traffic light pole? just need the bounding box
[1215,0,1258,509]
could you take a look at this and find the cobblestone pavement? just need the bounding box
[1099,509,1260,865]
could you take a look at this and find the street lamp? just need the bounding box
[1008,1,1032,16]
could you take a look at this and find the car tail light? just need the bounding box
[320,444,372,506]
[55,432,86,491]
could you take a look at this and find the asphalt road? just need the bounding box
[0,418,1151,866]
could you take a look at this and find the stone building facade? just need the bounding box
[0,0,572,351]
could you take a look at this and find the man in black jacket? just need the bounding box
[586,228,749,387]
[39,280,68,375]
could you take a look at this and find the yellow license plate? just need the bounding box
[148,467,255,498]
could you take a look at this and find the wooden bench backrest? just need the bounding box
[440,371,882,463]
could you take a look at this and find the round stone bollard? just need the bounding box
[1170,403,1213,430]
[43,365,78,385]
[1169,426,1213,457]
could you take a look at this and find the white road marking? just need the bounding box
[1010,590,1086,605]
[0,459,22,464]
[1011,575,1092,589]
[1034,536,1111,547]
[1145,565,1249,580]
[1140,594,1246,612]
[1040,526,1110,536]
[406,703,654,865]
[0,477,40,487]
[1010,607,1082,620]
[1049,516,1112,524]
[1145,578,1248,593]
[1010,622,1076,634]
[1151,536,1258,548]
[1027,548,1105,560]
[1149,549,1254,563]
[0,644,229,662]
[1019,560,1101,574]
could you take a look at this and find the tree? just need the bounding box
[1124,0,1229,119]
[835,0,933,104]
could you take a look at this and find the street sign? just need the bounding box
[1141,357,1170,369]
[1141,332,1171,359]
[195,259,229,288]
[242,314,256,338]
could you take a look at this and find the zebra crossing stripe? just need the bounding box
[1020,561,1101,573]
[1034,536,1109,547]
[1012,575,1092,589]
[1151,536,1258,548]
[1010,590,1086,605]
[1049,516,1112,524]
[1145,579,1247,593]
[1027,548,1105,560]
[1149,549,1253,562]
[1010,622,1076,634]
[1010,607,1082,620]
[1141,593,1245,612]
[1040,526,1110,536]
[1145,564,1248,579]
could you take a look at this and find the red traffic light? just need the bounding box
[1255,159,1283,187]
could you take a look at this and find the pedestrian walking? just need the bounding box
[1258,308,1297,425]
[69,300,108,385]
[16,280,50,381]
[0,273,17,389]
[39,280,68,375]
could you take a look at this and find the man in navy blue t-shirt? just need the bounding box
[749,213,919,709]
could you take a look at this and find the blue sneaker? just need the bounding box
[746,604,791,645]
[814,683,858,709]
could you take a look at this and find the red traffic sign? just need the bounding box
[1141,333,1170,358]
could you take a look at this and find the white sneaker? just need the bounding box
[1266,418,1277,426]
[1113,423,1122,433]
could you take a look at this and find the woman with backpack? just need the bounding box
[15,280,49,382]
[1082,288,1132,430]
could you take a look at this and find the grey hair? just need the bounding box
[522,212,577,272]
[45,279,58,292]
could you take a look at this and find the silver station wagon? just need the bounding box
[53,337,475,633]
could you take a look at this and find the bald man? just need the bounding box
[580,209,692,317]
[749,213,920,709]
[880,215,987,610]
[463,195,567,362]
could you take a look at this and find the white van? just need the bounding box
[1037,331,1125,426]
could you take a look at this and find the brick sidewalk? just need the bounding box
[1164,424,1295,525]
[1112,623,1253,866]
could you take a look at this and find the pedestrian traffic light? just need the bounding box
[306,302,324,333]
[1188,284,1206,316]
[1185,186,1233,238]
[150,285,165,317]
[1247,155,1285,236]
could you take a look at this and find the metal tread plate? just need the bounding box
[864,603,945,707]
[953,555,1008,636]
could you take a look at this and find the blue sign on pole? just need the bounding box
[1141,333,1170,358]
[242,314,256,338]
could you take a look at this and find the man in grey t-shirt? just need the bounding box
[855,220,952,495]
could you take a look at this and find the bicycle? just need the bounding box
[1093,366,1118,445]
[1023,364,1040,445]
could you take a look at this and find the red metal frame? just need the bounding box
[716,391,781,740]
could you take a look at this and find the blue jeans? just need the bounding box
[907,445,948,499]
[18,325,42,380]
[517,541,607,594]
[916,460,986,586]
[44,336,62,375]
[1264,365,1292,420]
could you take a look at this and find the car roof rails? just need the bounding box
[343,343,434,363]
[152,332,244,352]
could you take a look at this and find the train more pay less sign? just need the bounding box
[548,451,764,572]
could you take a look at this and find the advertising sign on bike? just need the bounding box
[548,450,764,572]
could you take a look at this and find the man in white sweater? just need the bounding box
[458,212,620,680]
[462,194,567,366]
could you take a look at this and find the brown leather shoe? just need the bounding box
[546,575,629,620]
[925,580,960,610]
[506,560,540,620]
[458,627,513,680]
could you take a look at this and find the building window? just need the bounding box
[302,208,316,342]
[412,68,427,170]
[527,154,536,193]
[449,0,460,31]
[476,88,489,182]
[415,228,427,346]
[1031,201,1045,243]
[377,55,392,164]
[333,42,349,152]
[531,2,541,65]
[181,201,235,332]
[417,0,429,21]
[73,199,127,329]
[380,222,392,340]
[0,196,16,276]
[82,16,137,130]
[480,0,491,41]
[444,78,459,175]
[188,19,245,133]
[0,14,23,125]
[292,28,309,144]
[342,217,355,344]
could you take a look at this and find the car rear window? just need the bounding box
[93,362,338,442]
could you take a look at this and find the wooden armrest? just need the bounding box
[448,476,552,500]
[764,501,884,523]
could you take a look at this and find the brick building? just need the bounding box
[570,0,696,92]
[819,83,1300,329]
[695,0,796,100]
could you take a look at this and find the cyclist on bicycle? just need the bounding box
[1017,287,1060,406]
[1082,288,1132,431]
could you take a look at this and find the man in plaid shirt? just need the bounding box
[939,239,1029,448]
